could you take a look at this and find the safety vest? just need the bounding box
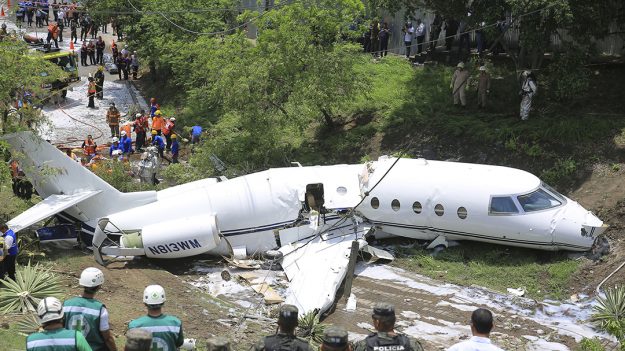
[128,314,183,351]
[26,328,79,351]
[3,229,18,256]
[263,334,311,351]
[152,116,164,131]
[63,297,106,351]
[121,124,132,137]
[107,110,120,126]
[162,121,174,136]
[88,82,96,94]
[364,333,413,351]
[83,140,96,156]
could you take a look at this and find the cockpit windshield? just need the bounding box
[517,188,563,212]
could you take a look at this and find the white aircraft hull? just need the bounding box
[2,132,607,315]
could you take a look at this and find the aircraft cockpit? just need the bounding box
[489,183,567,215]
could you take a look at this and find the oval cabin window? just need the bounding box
[371,197,380,209]
[391,199,401,211]
[413,201,422,214]
[457,207,467,219]
[435,204,445,216]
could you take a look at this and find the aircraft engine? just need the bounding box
[121,216,221,258]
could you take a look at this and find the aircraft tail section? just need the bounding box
[3,132,119,198]
[2,132,157,231]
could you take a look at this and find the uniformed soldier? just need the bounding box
[253,304,312,351]
[321,326,350,351]
[354,303,424,351]
[63,267,118,351]
[128,285,184,351]
[27,297,93,351]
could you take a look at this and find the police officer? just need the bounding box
[63,267,118,351]
[0,222,18,282]
[27,297,93,351]
[128,285,184,351]
[253,304,312,351]
[321,326,350,351]
[354,303,424,351]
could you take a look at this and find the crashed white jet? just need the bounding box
[3,132,606,314]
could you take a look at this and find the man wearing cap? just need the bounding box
[64,267,118,351]
[477,66,491,109]
[254,304,312,351]
[106,103,120,138]
[447,308,503,351]
[120,131,133,156]
[354,303,424,351]
[321,326,350,351]
[450,62,469,107]
[109,137,122,157]
[27,297,93,351]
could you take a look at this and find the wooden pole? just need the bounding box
[124,328,152,351]
[343,240,360,301]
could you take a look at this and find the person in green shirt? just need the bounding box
[27,297,93,351]
[64,267,118,351]
[128,285,184,351]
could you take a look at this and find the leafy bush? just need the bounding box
[592,286,625,347]
[297,311,326,348]
[541,158,577,185]
[546,48,590,102]
[0,262,63,314]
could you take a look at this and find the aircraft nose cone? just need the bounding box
[553,201,604,251]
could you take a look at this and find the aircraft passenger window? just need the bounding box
[413,201,422,214]
[435,204,444,216]
[391,199,400,211]
[517,188,562,212]
[489,197,519,214]
[457,207,467,219]
[371,197,379,209]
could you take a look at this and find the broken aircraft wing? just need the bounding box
[8,190,102,232]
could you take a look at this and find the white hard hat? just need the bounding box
[457,62,465,68]
[112,137,119,143]
[144,285,166,305]
[170,117,176,121]
[37,297,64,324]
[479,66,487,71]
[79,267,104,287]
[136,113,142,118]
[121,130,127,136]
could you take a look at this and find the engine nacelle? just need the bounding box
[138,216,220,258]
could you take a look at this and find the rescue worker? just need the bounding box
[46,21,60,48]
[27,297,93,351]
[120,131,133,156]
[94,66,105,100]
[63,268,118,351]
[120,122,132,141]
[190,125,202,145]
[80,42,88,66]
[476,66,491,108]
[95,36,105,65]
[353,303,424,351]
[151,130,166,160]
[321,326,350,351]
[82,135,98,163]
[149,98,158,117]
[128,285,184,351]
[447,308,504,351]
[163,117,175,151]
[133,113,148,152]
[253,304,312,351]
[151,110,164,136]
[87,77,96,108]
[520,70,537,121]
[109,137,121,157]
[171,134,179,164]
[450,62,469,107]
[87,40,96,66]
[0,223,18,282]
[106,102,120,138]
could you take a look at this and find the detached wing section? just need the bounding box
[8,191,101,232]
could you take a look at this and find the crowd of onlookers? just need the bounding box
[23,266,505,351]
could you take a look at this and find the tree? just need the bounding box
[0,39,65,134]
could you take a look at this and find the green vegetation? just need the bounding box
[297,311,327,349]
[0,262,64,314]
[0,323,27,351]
[578,338,606,351]
[394,241,579,300]
[592,285,625,349]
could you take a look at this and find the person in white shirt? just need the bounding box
[447,308,504,351]
[415,19,426,54]
[402,22,415,58]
